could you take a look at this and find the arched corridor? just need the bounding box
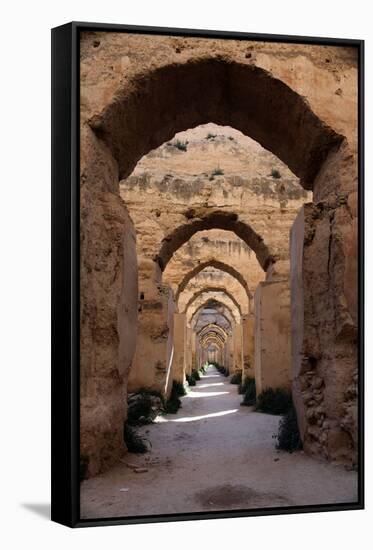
[79,32,359,519]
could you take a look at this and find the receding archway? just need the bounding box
[182,286,243,317]
[187,292,241,325]
[155,210,276,272]
[191,302,235,330]
[175,259,252,302]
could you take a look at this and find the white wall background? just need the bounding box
[0,0,371,547]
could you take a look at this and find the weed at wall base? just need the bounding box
[240,377,256,406]
[230,372,242,385]
[274,405,303,453]
[191,369,200,381]
[186,373,196,386]
[255,387,292,415]
[173,381,187,396]
[123,424,149,453]
[164,381,183,414]
[127,389,164,426]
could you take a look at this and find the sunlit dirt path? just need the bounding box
[80,366,358,519]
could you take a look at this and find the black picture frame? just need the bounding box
[51,21,365,528]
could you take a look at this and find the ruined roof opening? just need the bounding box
[93,58,343,190]
[120,122,312,204]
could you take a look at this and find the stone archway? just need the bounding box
[198,323,229,371]
[190,300,237,328]
[155,210,275,273]
[80,44,358,475]
[89,57,342,188]
[182,286,243,317]
[185,297,236,379]
[175,259,252,302]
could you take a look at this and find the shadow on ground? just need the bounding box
[21,503,50,520]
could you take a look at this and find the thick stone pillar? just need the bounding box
[128,281,173,395]
[172,312,187,383]
[254,280,291,394]
[227,335,234,372]
[191,331,196,372]
[232,322,244,375]
[185,327,193,376]
[242,314,255,380]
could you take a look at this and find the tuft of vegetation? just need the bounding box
[255,387,292,415]
[199,364,208,375]
[275,404,303,452]
[214,363,226,375]
[206,133,217,140]
[240,377,256,406]
[191,369,201,381]
[238,377,250,395]
[212,363,229,376]
[127,390,164,426]
[173,139,188,151]
[123,424,149,453]
[80,455,89,481]
[271,168,281,179]
[211,167,224,177]
[164,381,183,414]
[173,381,187,396]
[186,373,196,386]
[230,372,242,385]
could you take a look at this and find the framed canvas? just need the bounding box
[51,22,364,527]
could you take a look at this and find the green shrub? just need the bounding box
[123,424,149,453]
[211,167,224,177]
[214,364,229,376]
[173,139,188,151]
[271,168,281,179]
[127,389,164,426]
[164,382,183,414]
[173,381,187,396]
[275,405,303,452]
[191,369,201,381]
[135,388,164,403]
[255,387,292,415]
[230,372,242,385]
[127,394,153,425]
[238,377,250,395]
[164,397,181,414]
[186,374,196,386]
[206,133,217,140]
[240,378,256,406]
[214,364,225,375]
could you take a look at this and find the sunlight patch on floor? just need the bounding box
[156,408,239,423]
[186,391,229,398]
[196,382,225,388]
